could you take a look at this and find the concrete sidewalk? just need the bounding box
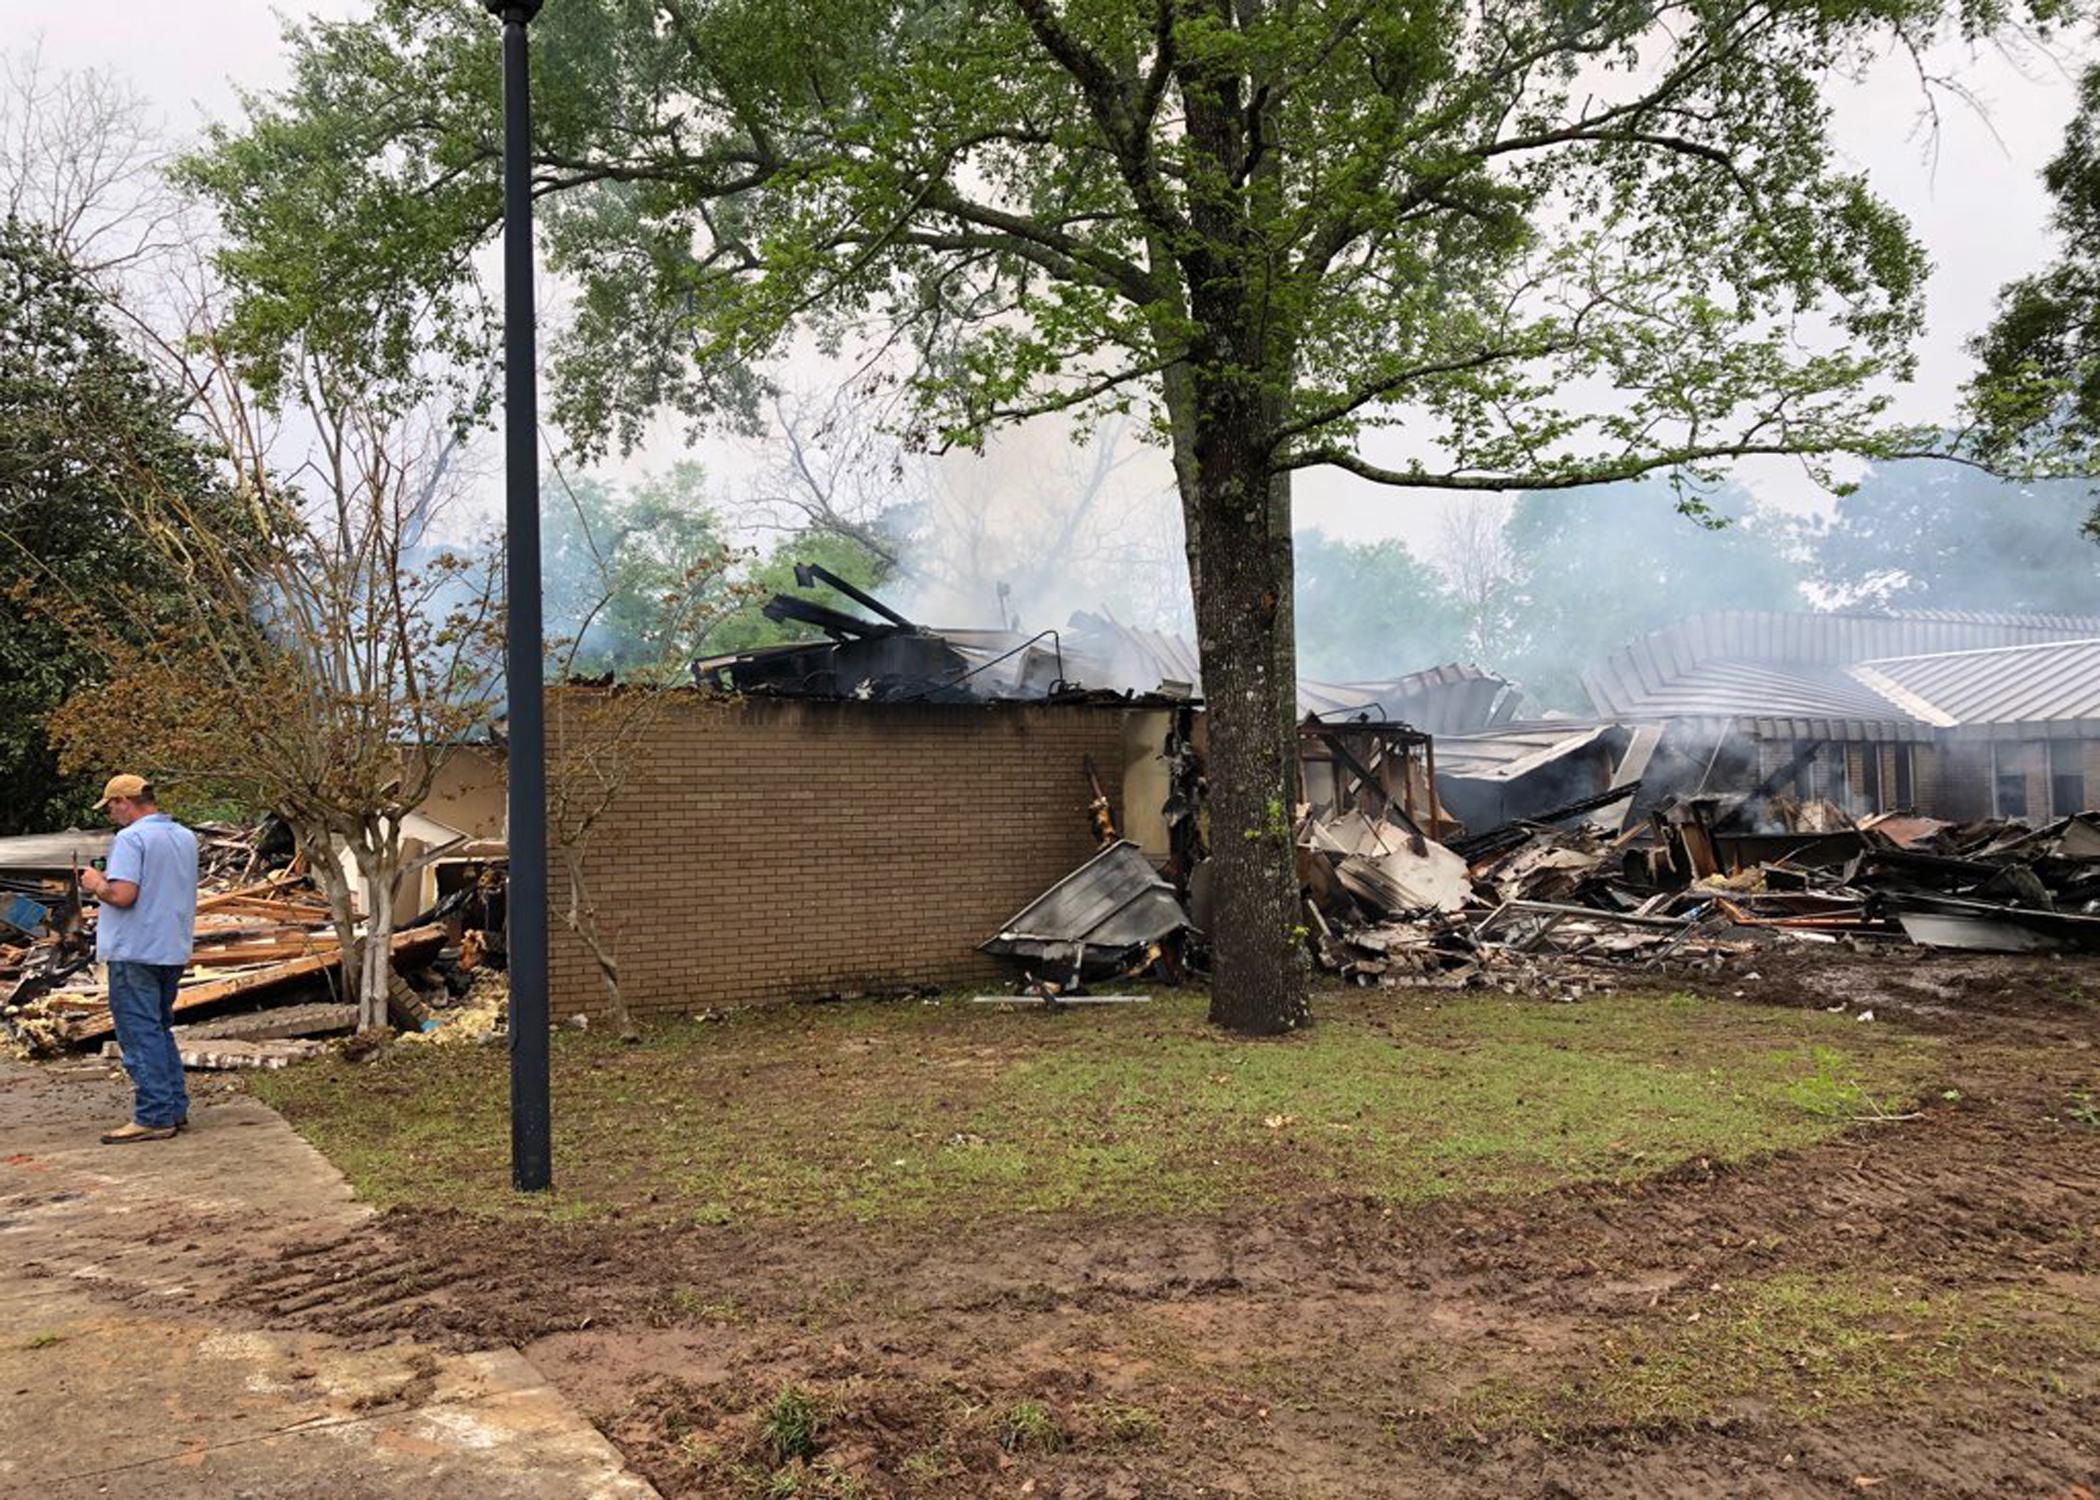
[0,1058,658,1499]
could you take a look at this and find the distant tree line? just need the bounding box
[1293,465,2100,712]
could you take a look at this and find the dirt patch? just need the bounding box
[227,970,2100,1498]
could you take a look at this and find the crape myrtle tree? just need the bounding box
[48,335,504,1034]
[184,0,2043,1035]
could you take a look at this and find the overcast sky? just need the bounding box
[15,3,2093,561]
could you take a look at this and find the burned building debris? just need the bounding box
[979,839,1195,986]
[701,574,2100,1004]
[693,564,979,701]
[1,822,511,1061]
[1297,791,2100,996]
[18,591,2095,1051]
[694,567,1532,730]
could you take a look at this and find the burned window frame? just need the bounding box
[1991,742,2032,819]
[1858,743,1882,812]
[2048,740,2086,819]
[1824,745,1849,811]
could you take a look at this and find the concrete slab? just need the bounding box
[0,1059,657,1500]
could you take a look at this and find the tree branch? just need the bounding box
[1284,438,1990,491]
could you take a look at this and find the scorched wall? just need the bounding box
[547,692,1131,1022]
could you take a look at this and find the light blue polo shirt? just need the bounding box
[95,813,199,966]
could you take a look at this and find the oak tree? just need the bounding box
[1971,60,2100,523]
[186,0,2033,1032]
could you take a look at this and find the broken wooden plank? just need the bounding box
[179,1002,359,1042]
[63,927,443,1043]
[103,1036,328,1070]
[185,936,342,966]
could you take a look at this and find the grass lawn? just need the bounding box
[250,986,1934,1225]
[238,980,2100,1497]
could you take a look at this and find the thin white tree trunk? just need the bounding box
[350,836,398,1033]
[561,841,636,1041]
[296,822,367,1020]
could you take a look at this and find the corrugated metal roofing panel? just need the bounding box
[1583,609,2100,718]
[1300,663,1523,732]
[1850,637,2100,727]
[1432,720,1619,775]
[1597,659,1914,720]
[1878,608,2100,629]
[1444,723,1625,783]
[1595,609,2100,684]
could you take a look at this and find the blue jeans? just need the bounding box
[107,962,189,1128]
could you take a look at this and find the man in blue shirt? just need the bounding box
[80,774,198,1143]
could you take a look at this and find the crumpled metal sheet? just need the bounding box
[980,840,1193,966]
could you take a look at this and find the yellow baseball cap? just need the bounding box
[93,774,150,809]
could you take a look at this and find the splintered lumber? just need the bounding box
[62,927,444,1044]
[1486,900,1693,931]
[186,935,342,966]
[192,872,315,915]
[198,900,332,925]
[179,1002,358,1042]
[102,1036,329,1070]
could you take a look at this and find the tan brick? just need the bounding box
[538,692,1135,1022]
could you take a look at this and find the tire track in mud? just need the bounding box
[221,988,2100,1498]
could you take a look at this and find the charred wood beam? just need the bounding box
[794,561,915,628]
[762,594,890,640]
[1741,740,1827,806]
[1448,780,1645,861]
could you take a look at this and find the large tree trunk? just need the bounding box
[1169,27,1309,1036]
[1184,388,1310,1036]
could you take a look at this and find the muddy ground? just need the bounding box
[221,956,2099,1499]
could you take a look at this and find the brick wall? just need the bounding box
[546,693,1133,1021]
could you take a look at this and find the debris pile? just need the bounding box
[1858,812,2100,953]
[1294,797,1745,998]
[1,823,509,1063]
[1297,788,2100,993]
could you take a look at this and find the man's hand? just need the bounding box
[81,868,139,908]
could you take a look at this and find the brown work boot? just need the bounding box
[99,1121,177,1144]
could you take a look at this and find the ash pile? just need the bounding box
[1,820,510,1065]
[1298,784,2100,999]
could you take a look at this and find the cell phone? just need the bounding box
[91,857,107,872]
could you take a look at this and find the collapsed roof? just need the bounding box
[694,566,1523,733]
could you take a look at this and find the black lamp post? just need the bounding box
[485,0,551,1192]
